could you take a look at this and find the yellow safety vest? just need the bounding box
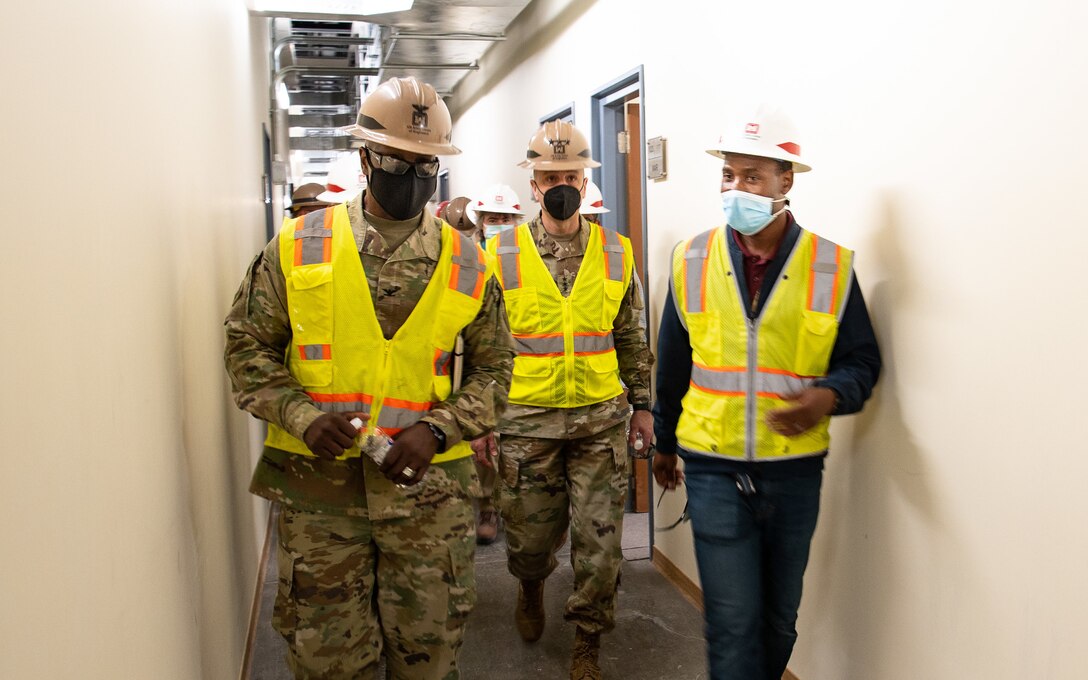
[487,222,633,407]
[265,205,491,463]
[672,226,853,461]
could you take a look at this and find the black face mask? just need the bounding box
[541,184,582,221]
[367,167,437,221]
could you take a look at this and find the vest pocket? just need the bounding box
[795,309,837,377]
[601,279,626,327]
[287,263,334,343]
[512,355,553,377]
[504,287,542,333]
[294,360,333,387]
[685,310,723,357]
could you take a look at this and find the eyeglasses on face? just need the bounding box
[364,148,440,178]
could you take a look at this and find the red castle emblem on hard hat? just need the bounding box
[495,195,504,203]
[745,123,760,135]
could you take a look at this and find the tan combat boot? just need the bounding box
[515,578,545,642]
[476,510,499,545]
[569,628,601,680]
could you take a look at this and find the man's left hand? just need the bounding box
[765,387,837,437]
[381,422,440,486]
[629,409,654,455]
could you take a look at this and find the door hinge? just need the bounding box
[617,130,629,154]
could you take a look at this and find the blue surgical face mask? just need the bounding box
[721,190,787,236]
[484,222,516,240]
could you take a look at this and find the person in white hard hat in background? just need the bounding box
[458,183,525,544]
[440,196,479,242]
[653,105,882,680]
[225,76,515,680]
[315,150,367,205]
[486,120,654,680]
[288,182,334,218]
[468,183,524,243]
[579,180,609,226]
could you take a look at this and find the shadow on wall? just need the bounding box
[803,193,994,678]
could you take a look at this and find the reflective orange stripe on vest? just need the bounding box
[682,229,717,314]
[292,208,334,266]
[808,235,843,314]
[304,391,433,435]
[599,226,626,283]
[513,329,615,357]
[495,227,522,290]
[690,364,816,399]
[450,233,487,298]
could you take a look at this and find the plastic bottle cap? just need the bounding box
[350,417,364,430]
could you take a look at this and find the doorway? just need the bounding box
[591,66,652,561]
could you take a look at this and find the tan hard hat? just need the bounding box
[343,76,461,156]
[441,196,475,232]
[518,120,600,170]
[290,183,333,210]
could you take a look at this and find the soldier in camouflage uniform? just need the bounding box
[224,77,514,680]
[485,120,654,680]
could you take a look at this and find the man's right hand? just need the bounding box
[652,451,685,491]
[471,433,498,468]
[303,413,362,460]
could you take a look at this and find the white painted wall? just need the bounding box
[0,1,271,678]
[444,1,1088,677]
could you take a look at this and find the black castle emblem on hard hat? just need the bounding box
[412,104,429,129]
[550,137,570,156]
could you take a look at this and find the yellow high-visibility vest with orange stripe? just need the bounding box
[264,205,491,463]
[487,222,633,407]
[671,226,853,461]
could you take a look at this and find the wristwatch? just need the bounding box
[425,421,447,452]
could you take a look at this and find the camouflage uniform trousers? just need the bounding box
[272,458,477,680]
[496,421,630,634]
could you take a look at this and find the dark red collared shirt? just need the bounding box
[731,216,790,310]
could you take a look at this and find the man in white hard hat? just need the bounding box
[579,180,609,226]
[315,150,367,205]
[465,183,524,543]
[469,183,524,242]
[486,120,654,680]
[653,105,881,679]
[225,76,515,679]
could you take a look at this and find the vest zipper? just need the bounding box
[372,339,393,434]
[562,297,576,404]
[746,316,758,462]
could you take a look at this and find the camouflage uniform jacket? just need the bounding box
[225,193,516,515]
[497,214,654,440]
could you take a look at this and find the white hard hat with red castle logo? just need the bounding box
[706,104,811,173]
[466,183,524,223]
[580,180,609,215]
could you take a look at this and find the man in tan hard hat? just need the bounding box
[485,120,654,680]
[440,195,478,241]
[288,182,334,218]
[225,76,515,680]
[653,105,881,679]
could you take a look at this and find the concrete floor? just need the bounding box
[248,510,707,680]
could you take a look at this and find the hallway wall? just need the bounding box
[444,0,1088,677]
[0,1,271,678]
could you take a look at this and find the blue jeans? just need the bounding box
[682,454,823,680]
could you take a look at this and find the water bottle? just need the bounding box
[350,417,393,467]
